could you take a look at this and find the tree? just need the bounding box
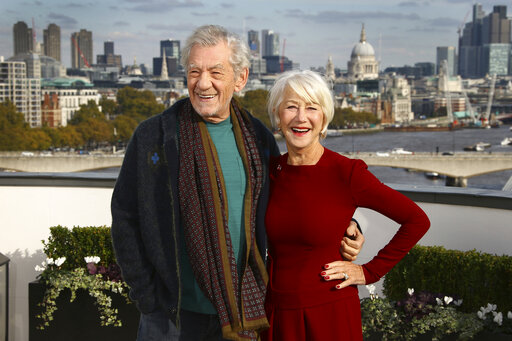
[236,89,271,130]
[69,101,113,149]
[99,97,117,120]
[116,87,165,122]
[0,100,33,150]
[113,115,138,143]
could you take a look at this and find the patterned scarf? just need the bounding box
[178,99,269,340]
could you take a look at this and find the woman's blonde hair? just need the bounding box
[267,70,334,137]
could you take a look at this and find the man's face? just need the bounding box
[187,42,248,123]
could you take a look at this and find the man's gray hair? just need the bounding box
[181,25,250,77]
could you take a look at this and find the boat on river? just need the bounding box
[501,137,512,146]
[463,142,491,151]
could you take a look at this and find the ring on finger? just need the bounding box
[342,272,349,281]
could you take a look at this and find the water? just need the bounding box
[276,125,512,191]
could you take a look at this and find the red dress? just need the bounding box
[263,148,430,341]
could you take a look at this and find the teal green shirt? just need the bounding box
[179,116,247,314]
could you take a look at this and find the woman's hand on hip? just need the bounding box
[320,261,366,289]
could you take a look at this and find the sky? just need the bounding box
[0,0,507,71]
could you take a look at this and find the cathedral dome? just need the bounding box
[350,24,375,58]
[351,41,375,58]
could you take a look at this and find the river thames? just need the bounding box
[277,125,512,190]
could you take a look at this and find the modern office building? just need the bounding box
[43,23,61,62]
[71,29,93,69]
[0,57,41,127]
[248,30,260,56]
[96,41,122,68]
[13,21,33,56]
[261,30,279,57]
[458,4,510,77]
[437,46,457,76]
[153,39,180,77]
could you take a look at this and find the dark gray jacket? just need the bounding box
[111,98,280,322]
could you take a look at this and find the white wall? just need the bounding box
[0,186,113,341]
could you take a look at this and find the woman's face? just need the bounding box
[278,87,325,153]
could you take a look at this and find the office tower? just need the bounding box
[160,39,180,60]
[248,30,260,56]
[96,41,122,68]
[459,4,510,77]
[261,30,279,57]
[0,57,42,127]
[437,47,457,76]
[481,6,511,76]
[104,41,114,56]
[71,29,93,69]
[43,23,61,62]
[13,21,34,56]
[153,39,180,77]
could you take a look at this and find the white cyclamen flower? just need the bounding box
[34,265,46,272]
[436,298,443,306]
[366,284,376,295]
[84,256,101,264]
[454,299,463,306]
[508,311,512,319]
[493,312,503,326]
[54,257,66,266]
[477,311,486,320]
[46,258,55,265]
[408,288,414,296]
[444,296,453,305]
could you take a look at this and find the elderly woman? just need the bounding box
[263,70,430,340]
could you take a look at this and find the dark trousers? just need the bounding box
[136,309,229,341]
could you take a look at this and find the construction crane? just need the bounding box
[457,9,471,38]
[483,74,496,126]
[441,60,453,123]
[71,35,91,68]
[462,87,477,125]
[280,38,286,73]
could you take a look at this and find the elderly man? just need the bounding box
[111,25,364,341]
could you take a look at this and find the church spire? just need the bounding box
[160,49,169,80]
[360,23,366,43]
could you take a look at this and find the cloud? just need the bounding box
[127,0,203,13]
[47,13,78,28]
[427,17,459,27]
[146,23,196,32]
[190,11,219,17]
[114,21,130,27]
[220,3,234,9]
[284,10,421,23]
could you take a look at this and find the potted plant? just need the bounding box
[29,226,139,341]
[361,285,512,340]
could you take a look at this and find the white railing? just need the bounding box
[1,173,511,341]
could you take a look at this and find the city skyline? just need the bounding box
[1,0,508,71]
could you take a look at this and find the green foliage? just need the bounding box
[36,225,129,329]
[116,87,165,122]
[235,89,272,130]
[383,245,512,313]
[330,107,380,128]
[42,225,117,271]
[36,268,129,329]
[1,86,165,151]
[360,289,510,340]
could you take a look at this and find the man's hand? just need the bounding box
[340,220,364,261]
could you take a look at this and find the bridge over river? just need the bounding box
[1,152,512,187]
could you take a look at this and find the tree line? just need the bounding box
[0,87,379,151]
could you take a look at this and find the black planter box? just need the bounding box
[29,280,140,341]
